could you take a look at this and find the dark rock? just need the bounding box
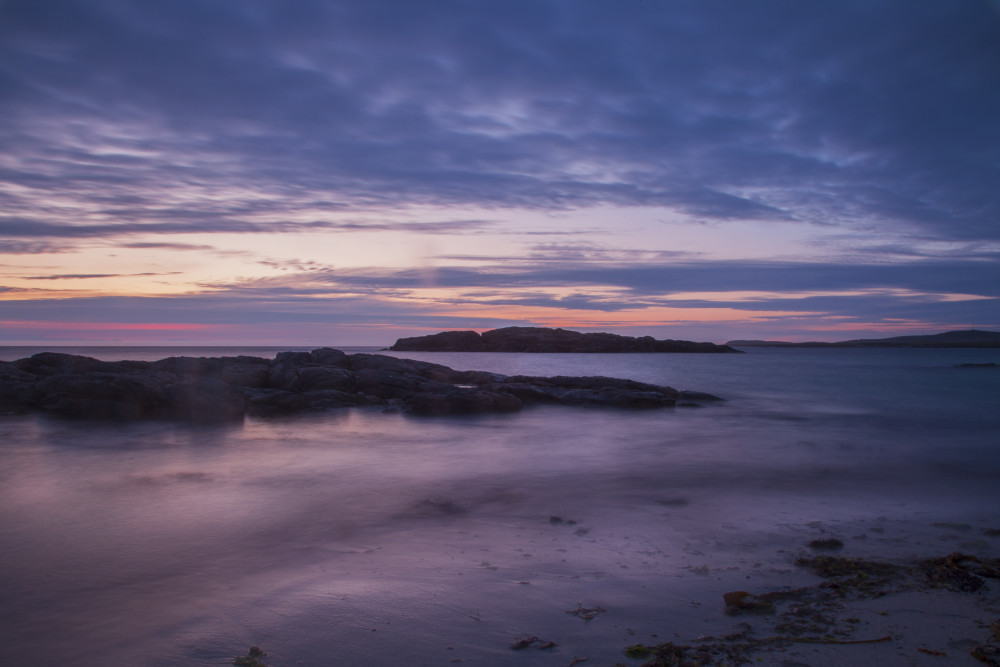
[487,374,681,408]
[450,369,508,384]
[31,371,245,422]
[245,388,365,417]
[266,349,353,392]
[17,352,150,376]
[151,355,272,388]
[392,330,487,351]
[245,389,313,417]
[354,368,430,399]
[679,390,724,402]
[219,357,271,387]
[309,347,351,367]
[150,356,223,376]
[287,366,356,393]
[0,361,38,414]
[160,378,246,421]
[349,353,458,382]
[391,326,742,353]
[0,348,720,421]
[34,372,163,420]
[406,387,522,415]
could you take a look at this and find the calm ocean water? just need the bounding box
[1,346,998,665]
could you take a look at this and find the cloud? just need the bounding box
[22,272,178,280]
[301,258,1000,300]
[0,0,997,240]
[2,253,996,344]
[0,240,68,254]
[119,242,219,251]
[1,1,998,343]
[0,215,495,239]
[115,256,1000,325]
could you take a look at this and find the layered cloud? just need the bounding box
[0,0,998,343]
[2,257,996,344]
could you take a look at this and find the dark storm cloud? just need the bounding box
[1,0,998,239]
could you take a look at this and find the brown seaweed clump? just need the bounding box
[620,551,1000,666]
[917,552,1000,592]
[722,591,776,615]
[233,646,268,666]
[510,635,557,650]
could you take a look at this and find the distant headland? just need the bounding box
[390,327,742,353]
[726,329,1000,348]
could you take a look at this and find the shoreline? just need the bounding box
[612,548,1000,666]
[204,511,1000,667]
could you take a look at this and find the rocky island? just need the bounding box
[0,349,721,422]
[390,326,741,353]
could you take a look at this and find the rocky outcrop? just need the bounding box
[390,327,742,353]
[0,349,721,421]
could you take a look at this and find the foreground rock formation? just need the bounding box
[0,349,721,421]
[390,327,742,353]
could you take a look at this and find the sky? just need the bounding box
[1,0,999,346]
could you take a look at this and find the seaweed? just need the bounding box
[621,551,1000,665]
[722,591,775,615]
[510,635,557,650]
[794,554,901,580]
[918,552,1000,592]
[566,604,607,620]
[233,646,268,667]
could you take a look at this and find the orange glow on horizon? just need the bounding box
[1,321,220,331]
[423,303,821,327]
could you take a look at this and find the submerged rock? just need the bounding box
[1,348,722,421]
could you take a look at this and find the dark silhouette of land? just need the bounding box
[726,329,1000,348]
[391,326,741,353]
[0,349,721,421]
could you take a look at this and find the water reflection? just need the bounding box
[1,349,998,665]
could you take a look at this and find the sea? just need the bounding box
[0,345,998,666]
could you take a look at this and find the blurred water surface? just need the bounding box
[0,346,997,665]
